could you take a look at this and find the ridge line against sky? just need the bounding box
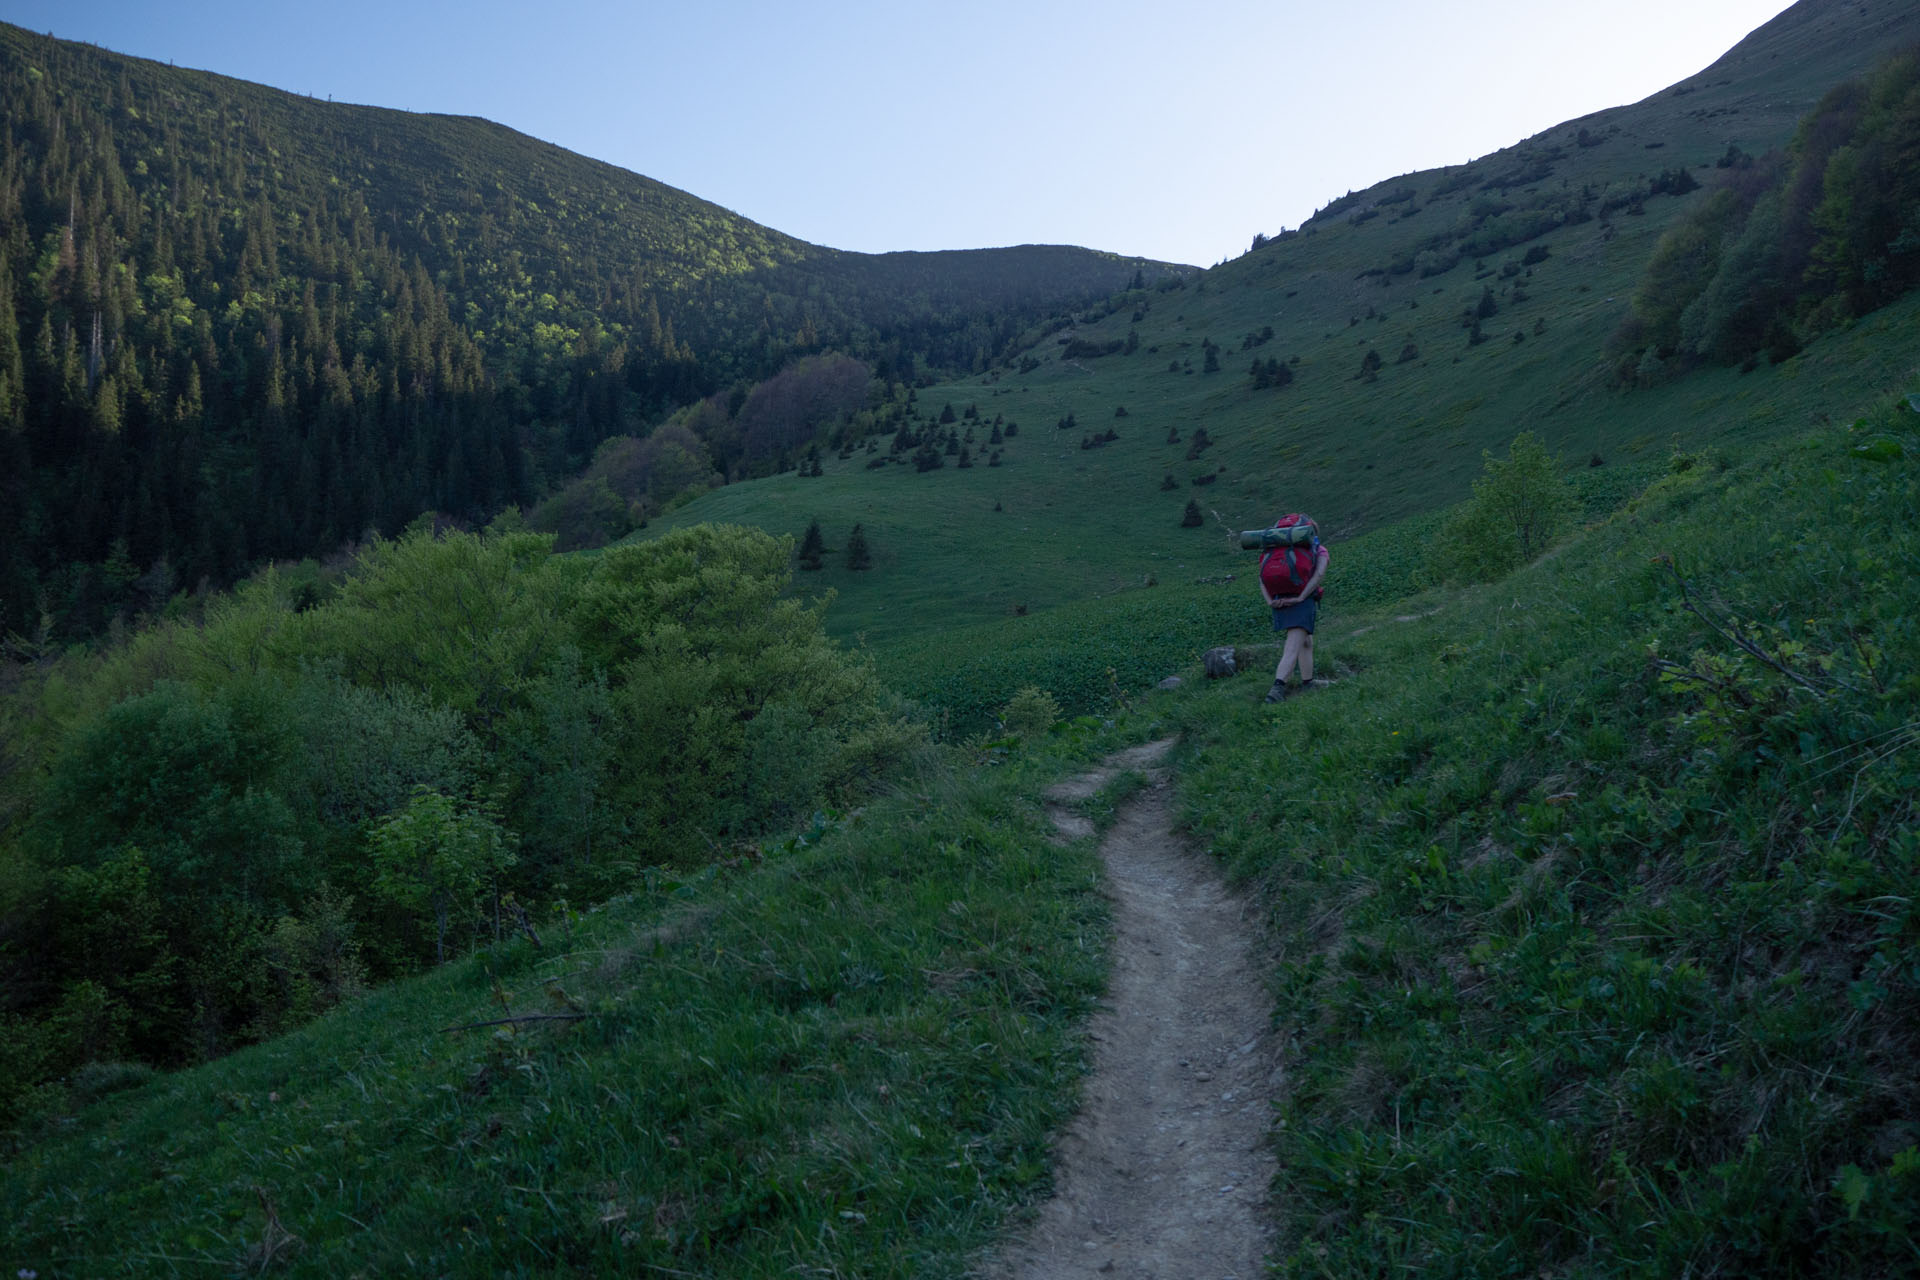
[4,0,1797,266]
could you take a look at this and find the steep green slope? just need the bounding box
[1170,386,1920,1276]
[0,754,1119,1277]
[0,22,1186,639]
[644,0,1920,665]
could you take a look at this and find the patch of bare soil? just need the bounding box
[986,738,1278,1280]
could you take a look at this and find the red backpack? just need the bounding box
[1258,514,1324,600]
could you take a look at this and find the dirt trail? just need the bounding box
[987,739,1278,1280]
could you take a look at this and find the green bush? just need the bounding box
[1427,432,1574,584]
[1,522,922,1098]
[999,685,1063,740]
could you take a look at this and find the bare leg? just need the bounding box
[1273,628,1307,684]
[1299,633,1315,683]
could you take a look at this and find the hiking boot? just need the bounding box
[1263,680,1291,704]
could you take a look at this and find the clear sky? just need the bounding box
[3,0,1797,266]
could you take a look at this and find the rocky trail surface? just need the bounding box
[988,739,1278,1280]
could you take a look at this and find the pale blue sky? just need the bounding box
[3,0,1796,266]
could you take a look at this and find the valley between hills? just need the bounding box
[4,1,1920,1274]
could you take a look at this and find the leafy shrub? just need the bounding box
[3,523,921,1095]
[369,789,514,965]
[1061,337,1126,359]
[997,685,1061,740]
[1427,432,1573,584]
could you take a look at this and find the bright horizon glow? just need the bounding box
[2,0,1798,266]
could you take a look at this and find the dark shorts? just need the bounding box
[1271,598,1318,634]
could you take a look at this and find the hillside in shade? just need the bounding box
[0,21,1188,639]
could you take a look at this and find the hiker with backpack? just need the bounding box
[1255,513,1328,703]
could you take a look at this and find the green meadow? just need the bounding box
[9,379,1914,1276]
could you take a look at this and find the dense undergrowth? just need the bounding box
[1169,394,1920,1274]
[0,523,918,1112]
[0,748,1121,1276]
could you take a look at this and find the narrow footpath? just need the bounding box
[988,739,1279,1280]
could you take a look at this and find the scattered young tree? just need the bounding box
[797,519,826,570]
[845,523,872,570]
[1181,498,1205,527]
[1428,431,1572,583]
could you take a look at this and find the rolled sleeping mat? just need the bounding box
[1238,525,1316,550]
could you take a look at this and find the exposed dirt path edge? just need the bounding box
[985,738,1278,1280]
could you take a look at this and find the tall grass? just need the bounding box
[2,754,1117,1277]
[1166,397,1920,1274]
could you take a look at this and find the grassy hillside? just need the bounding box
[7,376,1912,1278]
[1168,384,1920,1275]
[644,0,1920,665]
[0,751,1128,1276]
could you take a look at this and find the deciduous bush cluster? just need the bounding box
[1427,432,1574,584]
[1613,49,1920,379]
[0,524,919,1110]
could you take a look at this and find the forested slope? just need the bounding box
[0,23,1184,640]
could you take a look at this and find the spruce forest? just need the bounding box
[4,3,1920,1275]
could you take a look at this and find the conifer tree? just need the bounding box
[845,523,872,570]
[797,519,825,570]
